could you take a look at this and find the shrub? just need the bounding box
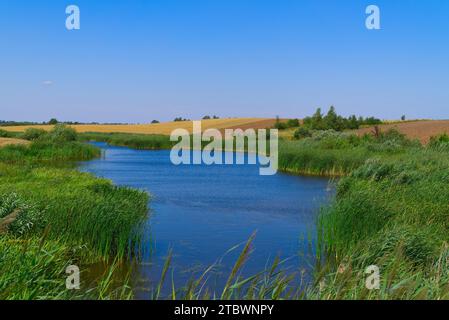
[21,128,47,141]
[286,119,300,128]
[293,127,312,140]
[0,129,13,138]
[48,124,78,142]
[274,122,288,130]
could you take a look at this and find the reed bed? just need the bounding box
[0,125,149,299]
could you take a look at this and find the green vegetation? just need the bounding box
[80,132,273,154]
[280,128,419,176]
[0,125,149,299]
[275,107,382,139]
[0,126,99,164]
[202,115,220,120]
[0,129,22,138]
[276,126,449,299]
[302,106,382,131]
[174,117,190,122]
[81,132,175,150]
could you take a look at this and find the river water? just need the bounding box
[79,142,333,298]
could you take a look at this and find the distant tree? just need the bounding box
[274,116,287,130]
[363,117,382,126]
[324,106,339,130]
[286,119,300,128]
[151,120,160,124]
[301,107,381,132]
[174,117,189,122]
[304,108,325,130]
[401,115,406,121]
[202,115,211,120]
[48,118,58,125]
[348,115,360,130]
[213,115,220,119]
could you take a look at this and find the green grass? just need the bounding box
[81,132,175,150]
[0,166,149,258]
[80,131,275,154]
[0,126,149,299]
[278,129,421,176]
[277,129,449,299]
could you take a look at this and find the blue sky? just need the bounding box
[0,0,448,123]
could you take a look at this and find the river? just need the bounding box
[79,142,333,298]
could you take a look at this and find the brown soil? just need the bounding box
[356,120,449,144]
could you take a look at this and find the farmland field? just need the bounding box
[0,138,30,147]
[2,118,278,136]
[356,120,449,144]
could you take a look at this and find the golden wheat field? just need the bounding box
[3,118,278,135]
[0,138,30,147]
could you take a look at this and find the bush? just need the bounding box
[293,127,312,140]
[21,128,47,141]
[286,119,300,128]
[48,124,78,142]
[0,129,13,138]
[274,122,288,130]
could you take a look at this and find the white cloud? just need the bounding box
[42,80,53,86]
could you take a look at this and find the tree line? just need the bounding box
[275,106,382,131]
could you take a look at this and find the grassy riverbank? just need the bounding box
[0,126,149,299]
[81,132,175,150]
[278,130,449,299]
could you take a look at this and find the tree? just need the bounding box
[401,115,406,121]
[286,119,300,128]
[48,118,58,125]
[305,108,325,130]
[151,120,160,124]
[202,115,211,120]
[348,115,360,130]
[274,116,287,130]
[324,106,339,130]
